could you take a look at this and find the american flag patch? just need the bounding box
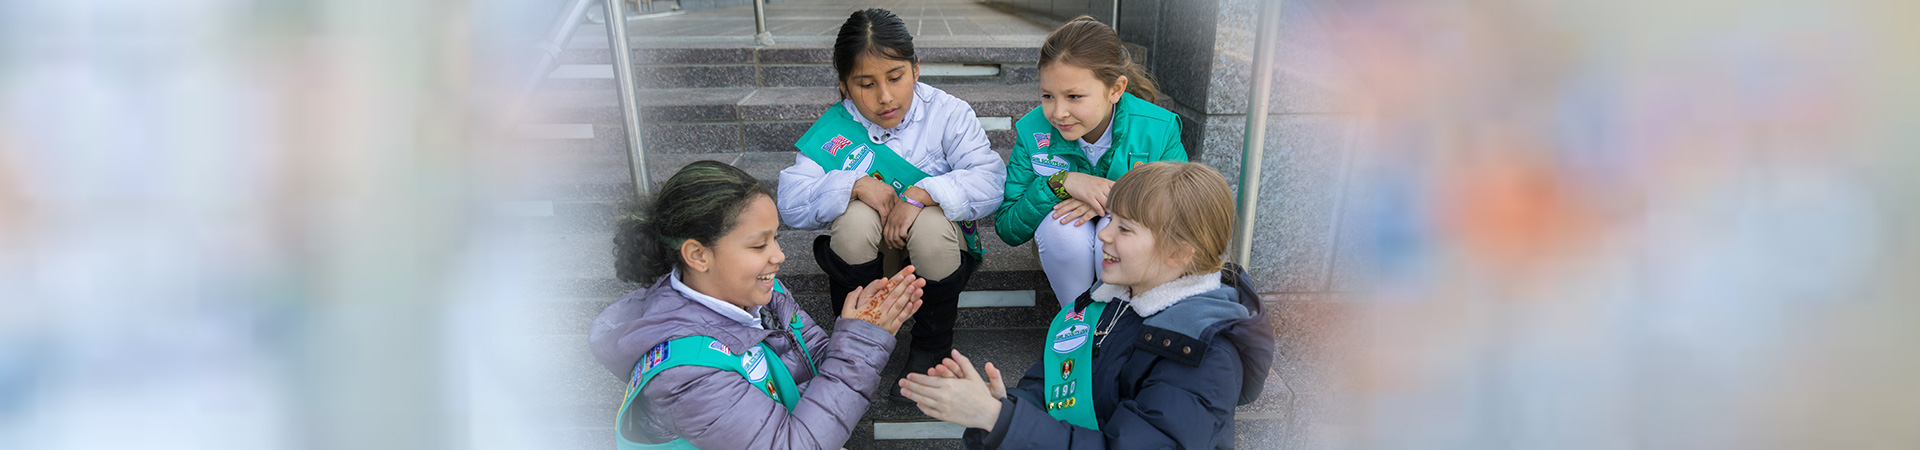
[1034,133,1051,149]
[824,135,853,155]
[1066,310,1084,321]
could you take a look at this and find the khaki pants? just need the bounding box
[828,201,964,281]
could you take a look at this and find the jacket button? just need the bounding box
[1143,333,1152,341]
[1182,346,1191,355]
[1162,339,1171,347]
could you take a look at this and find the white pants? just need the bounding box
[1033,215,1110,307]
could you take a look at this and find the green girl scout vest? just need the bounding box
[1041,299,1109,429]
[615,281,819,450]
[795,103,985,256]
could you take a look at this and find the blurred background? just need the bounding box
[0,0,1915,449]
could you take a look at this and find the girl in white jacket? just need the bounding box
[776,8,1006,388]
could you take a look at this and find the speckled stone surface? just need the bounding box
[759,65,837,88]
[639,122,743,154]
[632,47,754,65]
[1149,2,1220,116]
[634,65,756,89]
[737,87,840,121]
[1196,114,1355,294]
[740,121,813,153]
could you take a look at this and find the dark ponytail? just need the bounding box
[613,161,772,283]
[833,9,917,88]
[1040,16,1160,103]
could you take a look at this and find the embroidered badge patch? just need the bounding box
[708,341,731,354]
[1051,323,1091,353]
[634,342,670,382]
[790,312,804,329]
[1060,358,1075,380]
[824,134,852,156]
[842,144,875,173]
[1030,153,1069,177]
[1034,132,1051,149]
[1065,309,1085,322]
[742,346,770,383]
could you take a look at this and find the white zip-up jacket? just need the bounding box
[777,82,1006,230]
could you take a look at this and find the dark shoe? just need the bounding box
[813,235,883,315]
[897,251,981,376]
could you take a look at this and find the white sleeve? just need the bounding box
[777,153,866,230]
[914,104,1006,222]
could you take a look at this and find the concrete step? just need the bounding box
[501,325,1295,448]
[522,221,1056,303]
[512,84,1034,203]
[546,41,1041,90]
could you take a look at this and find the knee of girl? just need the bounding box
[829,204,884,264]
[1033,216,1094,252]
[905,225,962,281]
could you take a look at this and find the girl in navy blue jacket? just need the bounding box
[898,162,1276,449]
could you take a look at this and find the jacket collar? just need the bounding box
[1089,271,1225,317]
[640,277,780,355]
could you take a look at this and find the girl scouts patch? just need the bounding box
[708,341,730,354]
[1051,323,1091,353]
[742,346,770,384]
[1034,133,1051,149]
[1030,153,1069,177]
[1065,309,1085,321]
[842,145,876,174]
[824,135,853,156]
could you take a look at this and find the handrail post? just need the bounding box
[1231,0,1283,266]
[604,0,652,199]
[752,0,775,46]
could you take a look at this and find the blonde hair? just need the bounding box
[1040,16,1160,103]
[1107,162,1235,275]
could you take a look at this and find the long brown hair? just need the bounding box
[1039,16,1160,103]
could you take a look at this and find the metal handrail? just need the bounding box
[603,0,651,198]
[1231,0,1283,265]
[513,0,652,199]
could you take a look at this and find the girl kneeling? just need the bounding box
[590,160,926,449]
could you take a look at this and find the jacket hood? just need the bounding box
[1133,263,1277,406]
[1216,263,1278,406]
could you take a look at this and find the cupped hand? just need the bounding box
[838,265,927,334]
[898,350,1004,430]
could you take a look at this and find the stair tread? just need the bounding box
[527,84,1038,121]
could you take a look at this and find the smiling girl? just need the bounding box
[995,16,1189,307]
[902,162,1276,449]
[778,8,1006,385]
[590,161,927,449]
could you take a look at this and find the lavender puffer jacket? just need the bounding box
[589,277,897,449]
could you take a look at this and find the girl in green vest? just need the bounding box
[994,16,1190,308]
[591,161,928,449]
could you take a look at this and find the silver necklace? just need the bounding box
[1091,298,1130,356]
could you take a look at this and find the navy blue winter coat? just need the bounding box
[963,265,1278,449]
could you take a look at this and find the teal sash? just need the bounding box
[1041,300,1108,429]
[616,291,814,449]
[796,104,986,256]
